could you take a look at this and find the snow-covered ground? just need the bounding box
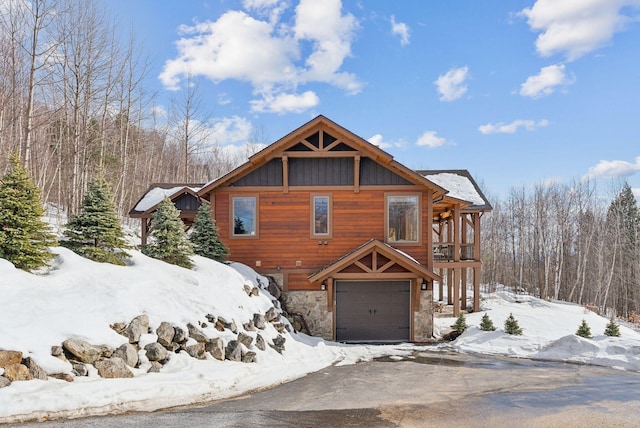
[1,210,640,422]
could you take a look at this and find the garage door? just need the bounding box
[335,280,410,342]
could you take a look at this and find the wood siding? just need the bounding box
[234,159,283,187]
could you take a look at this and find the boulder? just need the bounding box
[112,343,139,368]
[243,321,256,331]
[205,314,216,323]
[0,376,10,388]
[268,281,281,299]
[110,322,126,334]
[122,314,149,344]
[265,307,279,322]
[187,323,209,343]
[205,338,225,361]
[23,357,47,380]
[173,326,187,344]
[242,351,257,363]
[156,322,175,348]
[50,346,64,357]
[94,357,133,379]
[270,334,286,354]
[0,350,22,368]
[147,361,163,373]
[255,334,266,351]
[184,342,206,359]
[273,323,287,333]
[71,362,88,377]
[62,339,104,364]
[225,340,242,362]
[3,363,32,381]
[253,313,266,330]
[144,342,169,363]
[50,373,74,382]
[250,287,260,297]
[238,332,254,348]
[243,284,253,295]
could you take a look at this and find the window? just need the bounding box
[386,195,419,243]
[232,196,257,237]
[312,195,331,237]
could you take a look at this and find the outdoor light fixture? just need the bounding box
[321,282,326,290]
[421,282,428,290]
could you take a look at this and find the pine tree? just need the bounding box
[451,313,467,334]
[604,315,621,337]
[0,155,57,271]
[143,197,193,269]
[504,313,523,335]
[480,313,496,331]
[63,174,129,265]
[189,204,228,262]
[576,319,593,338]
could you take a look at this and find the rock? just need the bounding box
[147,361,163,373]
[62,339,104,364]
[242,351,257,363]
[71,362,88,377]
[112,343,139,368]
[205,338,225,361]
[229,321,238,334]
[255,334,266,351]
[238,332,254,348]
[225,340,242,362]
[0,350,22,368]
[122,314,149,344]
[265,307,279,322]
[3,363,32,381]
[244,283,252,295]
[253,313,266,329]
[270,334,286,354]
[187,323,209,343]
[173,326,187,344]
[50,373,74,382]
[243,321,256,331]
[250,287,260,297]
[0,376,10,388]
[184,342,206,359]
[273,323,287,333]
[94,358,133,379]
[199,321,208,328]
[110,322,126,334]
[205,314,216,323]
[50,346,63,357]
[23,357,47,380]
[144,343,169,363]
[267,277,281,299]
[156,322,175,348]
[214,319,226,331]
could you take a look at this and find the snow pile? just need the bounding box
[0,248,411,423]
[435,292,640,371]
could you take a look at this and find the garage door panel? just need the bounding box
[336,280,410,342]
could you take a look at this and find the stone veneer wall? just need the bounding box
[282,291,333,340]
[413,289,434,341]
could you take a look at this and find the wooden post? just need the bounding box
[453,268,460,317]
[282,156,289,194]
[426,189,433,271]
[473,266,480,312]
[447,268,453,305]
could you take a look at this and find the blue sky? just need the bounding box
[104,0,640,200]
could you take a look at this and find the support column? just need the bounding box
[453,268,461,317]
[447,269,453,305]
[461,267,467,311]
[473,267,480,312]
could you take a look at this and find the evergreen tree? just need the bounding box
[576,319,593,338]
[480,313,496,331]
[143,197,193,269]
[451,313,468,334]
[0,155,57,271]
[604,315,621,337]
[63,174,129,265]
[504,313,523,335]
[189,204,228,262]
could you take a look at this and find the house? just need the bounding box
[131,116,492,342]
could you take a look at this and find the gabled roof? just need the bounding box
[129,183,203,217]
[198,115,449,199]
[308,239,441,283]
[417,170,492,211]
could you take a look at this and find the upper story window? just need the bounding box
[232,196,257,237]
[311,194,332,237]
[386,194,420,244]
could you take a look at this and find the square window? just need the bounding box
[387,195,419,243]
[232,196,257,236]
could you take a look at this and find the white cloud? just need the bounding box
[633,187,640,199]
[160,0,360,113]
[583,156,640,180]
[390,15,410,46]
[520,0,640,61]
[478,119,549,134]
[150,105,168,119]
[250,90,319,114]
[519,64,574,98]
[368,134,405,150]
[416,131,448,148]
[211,116,253,145]
[434,66,469,102]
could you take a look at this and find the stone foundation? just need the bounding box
[282,291,333,340]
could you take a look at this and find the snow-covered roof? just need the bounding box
[133,185,201,213]
[418,170,491,209]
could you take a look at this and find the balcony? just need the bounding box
[432,243,475,261]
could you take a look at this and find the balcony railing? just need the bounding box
[432,243,475,261]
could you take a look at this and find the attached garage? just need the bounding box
[335,280,410,342]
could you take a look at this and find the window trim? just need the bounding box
[384,192,422,245]
[310,193,333,239]
[230,194,259,239]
